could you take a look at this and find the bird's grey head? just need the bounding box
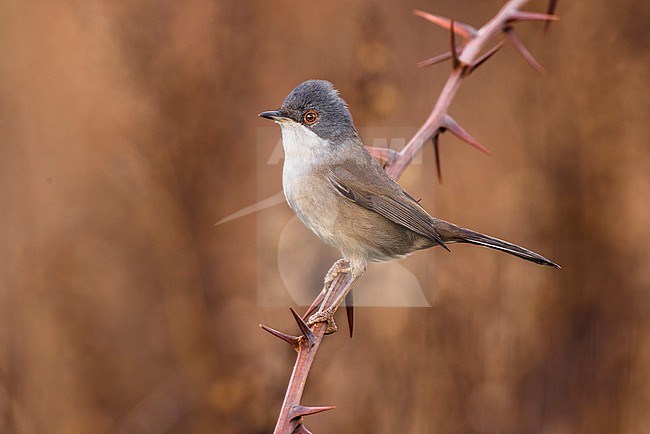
[259,80,358,144]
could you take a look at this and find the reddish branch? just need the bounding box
[261,273,355,433]
[369,0,558,181]
[261,1,558,432]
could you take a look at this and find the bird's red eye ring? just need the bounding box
[303,110,318,125]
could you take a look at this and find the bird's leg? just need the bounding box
[307,276,355,334]
[302,259,350,320]
[323,258,351,288]
[307,265,363,334]
[302,290,325,321]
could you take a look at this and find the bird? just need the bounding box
[259,79,559,330]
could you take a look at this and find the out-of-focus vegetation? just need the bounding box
[0,1,648,432]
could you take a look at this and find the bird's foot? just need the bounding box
[307,307,338,335]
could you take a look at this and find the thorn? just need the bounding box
[418,52,451,68]
[415,198,422,203]
[443,115,491,155]
[290,405,336,420]
[417,49,462,68]
[504,27,545,73]
[545,0,559,34]
[345,291,354,338]
[290,307,315,346]
[259,324,300,349]
[509,11,559,23]
[467,40,506,74]
[450,20,460,69]
[413,9,476,38]
[432,131,443,183]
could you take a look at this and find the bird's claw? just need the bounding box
[307,308,338,335]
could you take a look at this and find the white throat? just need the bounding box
[278,121,330,164]
[279,121,331,211]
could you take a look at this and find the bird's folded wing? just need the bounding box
[328,171,448,250]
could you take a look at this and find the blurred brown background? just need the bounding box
[1,0,648,433]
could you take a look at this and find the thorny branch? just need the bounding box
[260,1,558,432]
[368,0,558,181]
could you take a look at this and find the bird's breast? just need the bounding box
[283,157,340,240]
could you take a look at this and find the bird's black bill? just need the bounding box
[259,110,290,122]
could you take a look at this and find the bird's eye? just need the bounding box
[303,110,318,125]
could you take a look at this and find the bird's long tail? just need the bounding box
[434,220,560,268]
